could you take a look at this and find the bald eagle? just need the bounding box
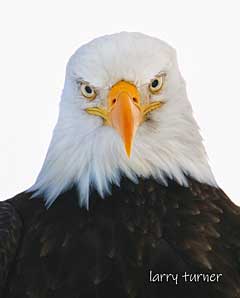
[1,32,240,298]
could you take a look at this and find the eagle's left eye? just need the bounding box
[149,74,165,94]
[80,83,96,100]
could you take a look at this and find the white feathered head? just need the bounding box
[30,32,216,208]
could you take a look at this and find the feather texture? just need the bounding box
[0,202,22,297]
[2,177,240,298]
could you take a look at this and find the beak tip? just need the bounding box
[126,152,131,159]
[125,144,132,159]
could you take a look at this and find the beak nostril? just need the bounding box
[112,98,117,105]
[132,97,138,103]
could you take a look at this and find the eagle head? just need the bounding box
[30,32,216,208]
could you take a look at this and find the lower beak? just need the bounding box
[109,90,142,157]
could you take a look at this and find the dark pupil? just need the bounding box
[151,79,159,88]
[85,86,92,94]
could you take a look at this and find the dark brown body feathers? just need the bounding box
[1,177,240,298]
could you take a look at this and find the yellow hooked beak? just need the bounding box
[86,81,164,157]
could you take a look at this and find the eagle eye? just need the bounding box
[80,83,96,100]
[149,74,165,94]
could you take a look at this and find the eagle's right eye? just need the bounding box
[80,83,96,100]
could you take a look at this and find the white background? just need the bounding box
[0,1,239,204]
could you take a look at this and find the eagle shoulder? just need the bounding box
[163,178,240,297]
[0,199,23,295]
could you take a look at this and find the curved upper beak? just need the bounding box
[86,80,164,158]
